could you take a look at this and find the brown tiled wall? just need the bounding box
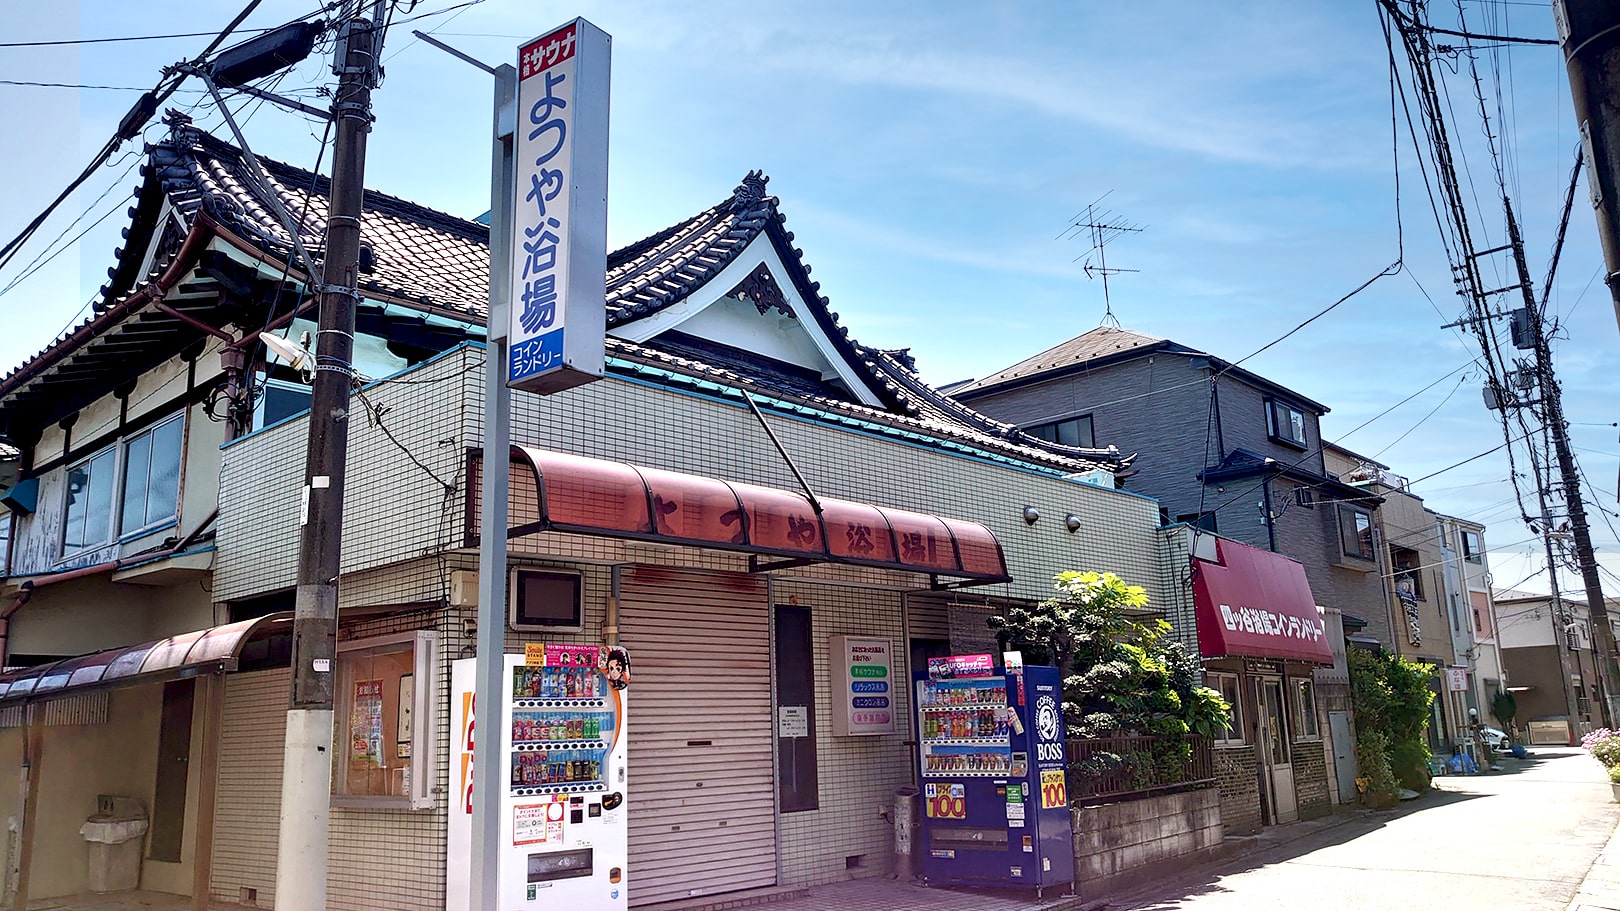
[1292,739,1331,820]
[1214,746,1261,836]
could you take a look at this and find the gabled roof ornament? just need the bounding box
[729,170,773,211]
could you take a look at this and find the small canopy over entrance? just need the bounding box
[0,612,292,704]
[479,446,1010,586]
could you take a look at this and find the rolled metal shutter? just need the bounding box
[619,565,776,906]
[211,668,290,907]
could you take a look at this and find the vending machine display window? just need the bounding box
[332,629,439,809]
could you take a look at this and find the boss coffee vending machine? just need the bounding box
[913,654,1075,893]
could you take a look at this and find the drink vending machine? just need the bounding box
[913,655,1075,892]
[500,645,631,907]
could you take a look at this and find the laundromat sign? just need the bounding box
[830,635,895,736]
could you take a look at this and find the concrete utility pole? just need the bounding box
[1553,0,1620,332]
[1506,199,1618,729]
[276,6,383,908]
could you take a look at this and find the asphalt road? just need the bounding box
[1105,747,1620,911]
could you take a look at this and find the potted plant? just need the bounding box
[1609,765,1620,803]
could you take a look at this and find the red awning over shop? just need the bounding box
[499,446,1010,584]
[1191,536,1332,664]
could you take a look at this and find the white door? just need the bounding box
[1255,676,1297,824]
[619,566,777,906]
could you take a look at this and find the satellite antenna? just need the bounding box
[1059,191,1144,328]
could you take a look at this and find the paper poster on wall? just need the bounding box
[397,673,414,760]
[778,705,809,738]
[351,679,384,766]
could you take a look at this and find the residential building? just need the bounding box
[1435,514,1508,731]
[0,118,1197,910]
[1494,588,1600,744]
[954,326,1361,829]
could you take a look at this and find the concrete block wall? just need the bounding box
[1292,738,1331,820]
[1214,746,1261,835]
[1070,787,1222,883]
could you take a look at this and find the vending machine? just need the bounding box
[913,656,1075,892]
[500,645,630,907]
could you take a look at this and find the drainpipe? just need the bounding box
[604,566,621,647]
[0,508,218,667]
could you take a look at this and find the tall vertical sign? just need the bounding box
[508,18,610,394]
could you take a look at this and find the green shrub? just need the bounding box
[1357,729,1399,808]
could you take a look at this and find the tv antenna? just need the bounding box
[1059,191,1144,328]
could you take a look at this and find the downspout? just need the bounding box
[604,566,621,647]
[1261,476,1278,552]
[0,508,218,667]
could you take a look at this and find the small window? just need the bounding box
[1177,512,1218,533]
[1023,414,1095,449]
[1391,546,1424,600]
[1293,679,1319,740]
[1293,487,1315,509]
[254,377,313,429]
[509,568,584,631]
[333,630,438,808]
[1265,399,1307,448]
[1462,530,1483,563]
[1208,672,1244,744]
[1339,507,1374,560]
[63,447,118,553]
[119,415,183,536]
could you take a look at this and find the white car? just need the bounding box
[1480,726,1510,750]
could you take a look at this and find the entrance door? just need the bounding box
[619,566,776,906]
[1255,676,1297,824]
[150,679,195,863]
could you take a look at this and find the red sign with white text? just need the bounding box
[1192,537,1333,664]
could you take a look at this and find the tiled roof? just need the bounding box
[2,120,1122,475]
[151,114,492,319]
[956,326,1167,394]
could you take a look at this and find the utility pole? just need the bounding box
[1506,199,1618,729]
[276,5,384,908]
[1552,0,1620,332]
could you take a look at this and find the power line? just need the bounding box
[0,28,271,48]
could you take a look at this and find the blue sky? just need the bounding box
[4,0,1617,596]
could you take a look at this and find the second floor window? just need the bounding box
[1462,530,1482,563]
[1265,399,1307,448]
[1339,506,1374,560]
[63,413,184,554]
[1022,414,1094,449]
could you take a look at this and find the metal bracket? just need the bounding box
[748,555,822,574]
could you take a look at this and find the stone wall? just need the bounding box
[1293,738,1331,819]
[1215,745,1261,835]
[1071,787,1223,893]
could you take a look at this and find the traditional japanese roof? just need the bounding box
[0,117,1123,476]
[955,325,1330,415]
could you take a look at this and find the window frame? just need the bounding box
[118,414,184,539]
[1022,414,1095,449]
[331,629,439,810]
[61,443,120,557]
[1177,512,1218,534]
[1207,672,1245,745]
[1292,678,1320,740]
[252,374,314,431]
[508,567,585,632]
[1390,546,1425,600]
[1338,506,1375,561]
[1265,399,1308,449]
[1461,530,1483,563]
[60,411,186,559]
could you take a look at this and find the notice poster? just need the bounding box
[513,797,567,846]
[351,680,384,766]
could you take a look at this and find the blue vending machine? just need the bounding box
[913,656,1075,893]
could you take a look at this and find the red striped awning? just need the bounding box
[489,446,1010,584]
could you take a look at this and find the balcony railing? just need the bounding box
[1066,734,1215,802]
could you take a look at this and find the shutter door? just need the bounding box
[619,566,776,906]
